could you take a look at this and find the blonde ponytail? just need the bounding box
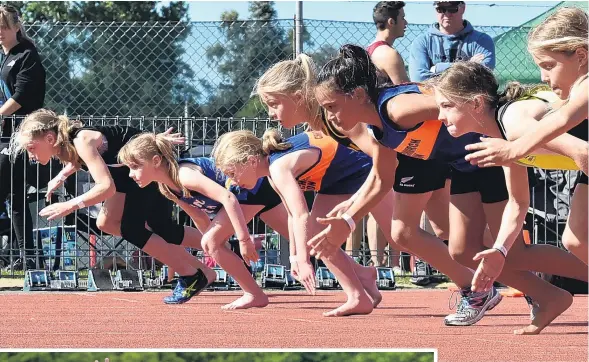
[55,115,82,168]
[154,134,190,201]
[256,53,322,130]
[118,133,189,201]
[10,109,82,166]
[212,129,292,172]
[261,128,291,155]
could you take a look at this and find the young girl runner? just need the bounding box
[212,129,382,317]
[429,62,588,325]
[465,7,588,175]
[10,109,216,303]
[252,54,495,326]
[307,44,587,332]
[118,133,289,309]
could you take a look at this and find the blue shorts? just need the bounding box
[319,169,369,195]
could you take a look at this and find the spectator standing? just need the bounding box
[0,5,46,270]
[409,1,495,81]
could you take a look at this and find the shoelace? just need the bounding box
[448,290,464,310]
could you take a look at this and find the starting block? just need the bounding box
[87,269,115,292]
[114,269,144,291]
[261,264,300,290]
[376,267,396,290]
[24,270,50,291]
[315,267,339,289]
[209,267,230,290]
[49,270,78,290]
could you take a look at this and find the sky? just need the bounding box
[188,1,566,27]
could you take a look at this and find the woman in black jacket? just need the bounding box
[0,5,46,270]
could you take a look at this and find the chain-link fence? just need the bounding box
[0,19,580,286]
[27,20,538,119]
[0,116,581,286]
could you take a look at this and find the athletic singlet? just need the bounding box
[366,40,389,56]
[268,131,372,192]
[173,157,271,216]
[366,40,399,86]
[370,83,480,169]
[69,125,142,168]
[496,89,587,171]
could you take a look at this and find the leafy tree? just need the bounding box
[202,1,291,118]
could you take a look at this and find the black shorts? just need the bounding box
[393,154,451,194]
[450,166,508,204]
[574,171,588,187]
[109,166,137,193]
[237,177,283,214]
[121,182,185,248]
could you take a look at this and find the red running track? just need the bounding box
[0,289,586,361]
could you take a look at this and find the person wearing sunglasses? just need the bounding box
[409,1,495,82]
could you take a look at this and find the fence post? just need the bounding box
[295,1,303,56]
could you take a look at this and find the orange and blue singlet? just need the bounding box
[371,83,479,171]
[268,131,372,194]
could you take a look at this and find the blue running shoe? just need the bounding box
[164,269,210,304]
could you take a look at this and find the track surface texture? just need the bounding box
[0,289,586,361]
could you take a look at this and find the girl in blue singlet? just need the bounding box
[309,44,586,333]
[118,133,288,310]
[212,129,382,317]
[431,61,588,335]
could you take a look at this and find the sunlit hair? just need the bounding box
[10,109,83,167]
[428,61,551,108]
[211,129,291,173]
[0,5,35,45]
[527,7,589,93]
[528,7,588,56]
[255,53,322,130]
[118,133,189,201]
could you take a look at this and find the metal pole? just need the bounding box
[295,1,303,55]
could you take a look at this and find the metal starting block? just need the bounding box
[315,267,339,289]
[114,269,144,291]
[261,264,300,290]
[49,270,78,290]
[23,270,50,291]
[209,267,230,290]
[377,267,396,290]
[87,269,115,292]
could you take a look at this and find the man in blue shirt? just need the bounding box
[409,1,495,81]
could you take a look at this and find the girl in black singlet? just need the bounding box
[10,109,217,303]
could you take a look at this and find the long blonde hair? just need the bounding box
[211,129,291,171]
[528,7,588,91]
[0,4,35,45]
[255,53,322,130]
[528,7,588,55]
[118,133,189,201]
[10,109,83,167]
[430,61,551,108]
